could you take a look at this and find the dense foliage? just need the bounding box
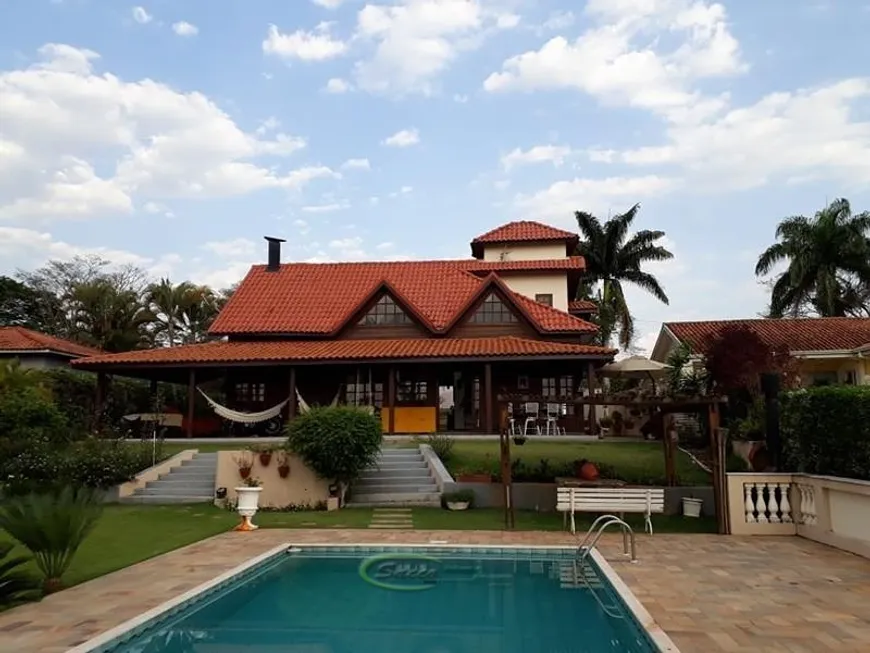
[285,406,383,489]
[703,324,797,394]
[781,386,870,480]
[0,542,41,608]
[0,486,103,593]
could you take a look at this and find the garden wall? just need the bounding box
[215,450,330,509]
[442,481,714,516]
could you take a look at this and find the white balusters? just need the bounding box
[743,481,794,524]
[798,484,817,525]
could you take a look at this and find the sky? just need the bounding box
[1,0,870,354]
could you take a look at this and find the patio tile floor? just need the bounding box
[0,530,868,652]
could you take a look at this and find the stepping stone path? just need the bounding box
[368,507,414,529]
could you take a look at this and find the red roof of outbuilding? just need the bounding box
[209,259,596,336]
[470,221,578,258]
[71,336,615,368]
[666,318,870,353]
[569,300,598,313]
[0,327,101,358]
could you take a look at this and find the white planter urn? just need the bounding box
[234,487,263,531]
[682,497,703,518]
[446,501,470,511]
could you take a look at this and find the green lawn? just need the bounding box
[161,439,710,487]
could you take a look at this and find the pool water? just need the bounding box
[101,547,658,653]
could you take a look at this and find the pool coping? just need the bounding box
[69,541,680,653]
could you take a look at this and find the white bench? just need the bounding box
[556,487,665,535]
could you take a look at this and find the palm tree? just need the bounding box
[575,204,674,349]
[177,285,220,344]
[756,199,870,317]
[69,280,151,352]
[0,542,41,607]
[145,278,195,347]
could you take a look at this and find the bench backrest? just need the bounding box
[556,487,665,513]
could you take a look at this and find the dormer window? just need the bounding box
[535,293,553,306]
[359,295,411,325]
[470,293,517,324]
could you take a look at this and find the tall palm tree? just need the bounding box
[145,279,196,347]
[177,285,220,344]
[756,198,870,317]
[575,204,674,349]
[69,280,151,352]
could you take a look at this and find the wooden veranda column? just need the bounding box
[586,361,598,436]
[709,402,730,535]
[287,367,297,423]
[484,363,493,434]
[186,369,195,439]
[94,372,109,434]
[387,366,396,435]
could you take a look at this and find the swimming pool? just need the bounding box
[73,544,677,653]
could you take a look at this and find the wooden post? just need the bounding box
[662,413,677,487]
[586,361,598,436]
[186,369,195,439]
[484,363,493,434]
[94,372,108,434]
[498,412,515,530]
[287,367,297,423]
[387,366,396,435]
[709,402,729,534]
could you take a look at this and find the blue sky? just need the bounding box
[1,0,869,353]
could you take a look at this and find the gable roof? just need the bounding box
[0,327,101,359]
[209,259,597,337]
[470,221,578,258]
[664,318,870,354]
[569,300,598,314]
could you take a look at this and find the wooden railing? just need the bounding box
[727,472,870,559]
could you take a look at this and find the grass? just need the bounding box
[161,439,711,487]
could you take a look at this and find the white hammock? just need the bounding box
[296,388,341,414]
[198,389,288,424]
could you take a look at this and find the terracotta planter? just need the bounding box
[458,474,492,484]
[259,452,272,466]
[239,467,252,480]
[278,465,290,478]
[575,461,600,481]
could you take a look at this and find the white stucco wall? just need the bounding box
[500,273,569,311]
[482,242,567,261]
[0,353,69,369]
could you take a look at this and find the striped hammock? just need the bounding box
[198,386,341,423]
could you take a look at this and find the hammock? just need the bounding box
[198,389,288,424]
[296,388,341,414]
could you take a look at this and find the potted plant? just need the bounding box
[574,458,600,481]
[251,444,273,467]
[276,450,291,478]
[512,434,527,446]
[233,476,263,531]
[682,495,703,518]
[442,489,474,511]
[234,451,254,480]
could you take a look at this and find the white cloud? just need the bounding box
[389,185,413,197]
[382,128,419,147]
[263,24,347,61]
[540,10,575,31]
[328,236,366,259]
[132,6,152,25]
[172,21,199,37]
[341,158,371,170]
[453,93,469,103]
[255,116,281,135]
[376,241,394,250]
[301,201,350,213]
[514,176,675,224]
[501,144,572,171]
[312,0,345,7]
[0,43,335,221]
[484,0,744,122]
[202,238,256,258]
[353,0,519,95]
[325,77,351,93]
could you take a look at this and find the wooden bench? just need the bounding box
[556,487,665,535]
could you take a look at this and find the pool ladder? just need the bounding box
[577,514,637,564]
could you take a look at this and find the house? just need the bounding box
[650,318,870,387]
[71,220,616,435]
[0,326,101,369]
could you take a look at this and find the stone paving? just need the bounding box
[0,530,868,653]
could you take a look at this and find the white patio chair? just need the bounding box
[523,402,541,435]
[545,403,562,435]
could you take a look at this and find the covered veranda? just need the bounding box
[70,336,616,437]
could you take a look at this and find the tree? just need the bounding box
[177,285,220,344]
[0,276,46,329]
[756,198,870,317]
[703,324,798,395]
[145,278,195,347]
[69,280,151,352]
[574,204,674,349]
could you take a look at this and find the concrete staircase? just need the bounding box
[348,447,440,507]
[121,452,217,504]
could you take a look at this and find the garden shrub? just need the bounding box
[0,385,69,446]
[422,433,454,462]
[285,406,383,491]
[781,386,870,481]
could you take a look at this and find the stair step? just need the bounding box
[160,469,216,479]
[150,476,216,485]
[367,461,428,470]
[349,492,441,506]
[120,495,214,504]
[359,469,432,480]
[353,482,437,493]
[136,486,217,496]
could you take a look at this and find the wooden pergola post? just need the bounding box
[186,369,195,439]
[287,367,297,423]
[484,363,493,434]
[387,366,396,435]
[586,361,598,436]
[498,405,515,530]
[709,402,730,534]
[94,372,109,434]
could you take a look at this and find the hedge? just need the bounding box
[781,386,870,481]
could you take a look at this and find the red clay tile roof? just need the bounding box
[459,257,585,273]
[210,259,597,336]
[510,292,598,333]
[666,318,870,353]
[71,337,616,368]
[0,326,101,358]
[569,300,598,313]
[471,221,578,246]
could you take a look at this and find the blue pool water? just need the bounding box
[97,547,658,653]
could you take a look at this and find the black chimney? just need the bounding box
[265,236,286,272]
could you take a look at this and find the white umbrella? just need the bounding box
[598,355,670,381]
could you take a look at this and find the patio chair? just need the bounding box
[522,402,541,435]
[544,403,562,435]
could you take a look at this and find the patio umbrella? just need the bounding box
[597,356,670,383]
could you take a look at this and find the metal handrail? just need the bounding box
[570,558,625,619]
[577,514,637,563]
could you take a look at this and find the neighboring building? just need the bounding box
[72,220,615,435]
[650,318,870,387]
[0,326,101,369]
